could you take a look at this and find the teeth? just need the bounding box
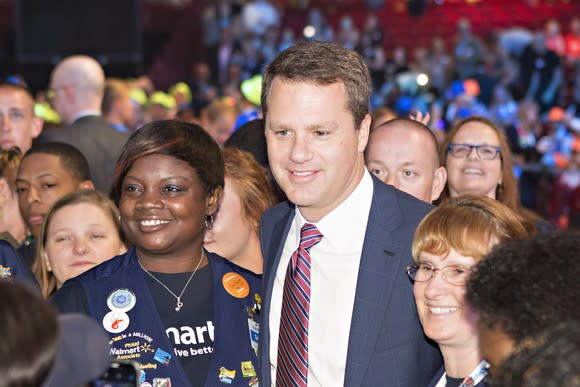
[463,168,482,175]
[140,220,169,226]
[293,171,313,176]
[430,307,458,314]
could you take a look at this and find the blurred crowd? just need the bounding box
[1,2,580,386]
[6,2,580,228]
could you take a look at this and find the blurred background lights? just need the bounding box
[417,73,429,86]
[303,25,316,38]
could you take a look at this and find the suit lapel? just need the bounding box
[259,204,294,385]
[344,181,406,386]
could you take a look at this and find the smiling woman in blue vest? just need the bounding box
[52,120,261,387]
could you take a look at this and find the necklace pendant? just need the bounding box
[175,298,183,312]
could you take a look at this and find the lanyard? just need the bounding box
[435,360,489,387]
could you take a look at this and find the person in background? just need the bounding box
[0,147,27,248]
[365,118,446,203]
[15,142,94,268]
[0,280,110,387]
[453,18,486,80]
[488,322,580,387]
[0,83,43,154]
[41,55,128,193]
[201,98,239,148]
[518,32,562,113]
[102,78,135,134]
[466,230,580,378]
[169,82,193,113]
[52,120,261,386]
[234,75,262,131]
[370,106,397,130]
[224,118,287,203]
[504,100,544,210]
[34,190,126,298]
[544,19,565,57]
[409,195,531,387]
[440,116,552,231]
[149,91,177,121]
[564,17,580,66]
[204,147,275,274]
[440,117,517,205]
[505,100,542,166]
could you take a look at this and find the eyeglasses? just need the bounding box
[447,143,501,160]
[406,263,472,286]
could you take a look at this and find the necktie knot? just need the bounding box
[299,223,323,253]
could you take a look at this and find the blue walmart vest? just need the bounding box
[80,247,261,386]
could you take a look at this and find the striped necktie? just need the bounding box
[276,223,323,387]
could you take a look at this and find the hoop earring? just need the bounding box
[204,215,214,230]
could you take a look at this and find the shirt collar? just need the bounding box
[294,170,373,251]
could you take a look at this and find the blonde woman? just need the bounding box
[409,196,532,386]
[34,190,126,298]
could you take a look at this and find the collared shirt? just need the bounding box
[270,170,374,386]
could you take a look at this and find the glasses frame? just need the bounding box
[406,263,472,286]
[447,143,501,160]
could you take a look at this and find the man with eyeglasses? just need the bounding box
[365,118,447,203]
[39,55,128,193]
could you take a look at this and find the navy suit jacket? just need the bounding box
[259,176,442,386]
[38,115,128,193]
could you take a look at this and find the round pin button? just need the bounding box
[222,272,250,298]
[102,310,130,334]
[107,288,136,312]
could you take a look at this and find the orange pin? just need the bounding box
[222,272,250,298]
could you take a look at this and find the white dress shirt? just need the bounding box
[269,171,374,386]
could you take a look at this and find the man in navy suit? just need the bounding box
[259,41,441,386]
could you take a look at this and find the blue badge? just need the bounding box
[153,348,172,366]
[107,288,136,312]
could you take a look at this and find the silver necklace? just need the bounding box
[138,250,205,312]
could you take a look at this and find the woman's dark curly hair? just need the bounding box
[466,231,580,344]
[489,322,580,387]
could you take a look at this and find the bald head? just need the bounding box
[50,55,105,124]
[365,118,446,202]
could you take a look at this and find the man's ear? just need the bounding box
[30,116,44,139]
[430,166,447,203]
[78,180,95,191]
[357,114,371,153]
